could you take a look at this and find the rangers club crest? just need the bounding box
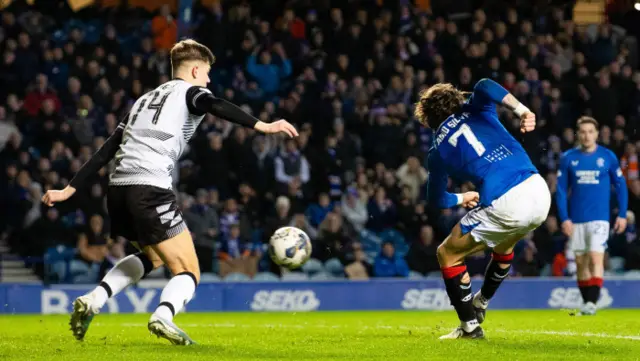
[597,157,605,168]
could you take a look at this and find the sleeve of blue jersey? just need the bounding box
[467,78,508,112]
[427,151,460,209]
[607,149,629,219]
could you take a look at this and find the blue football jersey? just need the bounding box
[427,84,538,208]
[556,146,628,223]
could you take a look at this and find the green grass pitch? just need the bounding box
[1,310,639,361]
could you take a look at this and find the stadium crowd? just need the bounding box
[1,0,640,283]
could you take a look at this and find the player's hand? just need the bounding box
[41,186,76,207]
[461,191,479,209]
[520,111,536,133]
[614,217,628,234]
[561,220,573,238]
[255,119,299,138]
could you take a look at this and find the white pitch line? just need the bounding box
[104,322,640,341]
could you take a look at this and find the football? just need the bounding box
[268,226,312,269]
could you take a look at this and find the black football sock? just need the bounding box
[480,252,513,300]
[442,264,478,332]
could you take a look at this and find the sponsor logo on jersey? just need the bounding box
[250,290,320,311]
[547,287,613,309]
[575,170,600,184]
[401,289,455,310]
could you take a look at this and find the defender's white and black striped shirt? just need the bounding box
[69,79,259,191]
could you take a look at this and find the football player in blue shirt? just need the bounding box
[415,78,551,339]
[556,116,628,316]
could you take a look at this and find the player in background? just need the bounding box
[555,116,628,316]
[41,39,298,345]
[415,78,550,339]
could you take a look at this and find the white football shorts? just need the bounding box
[568,221,610,254]
[460,174,551,248]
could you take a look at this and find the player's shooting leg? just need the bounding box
[437,223,486,334]
[471,234,521,323]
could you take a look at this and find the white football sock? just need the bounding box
[89,254,148,309]
[152,273,197,321]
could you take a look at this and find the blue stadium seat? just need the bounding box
[324,258,344,276]
[44,245,77,283]
[380,228,406,245]
[408,271,424,279]
[69,260,99,284]
[623,270,640,279]
[426,271,442,278]
[609,257,625,273]
[301,258,324,275]
[224,272,251,282]
[310,272,334,281]
[539,264,552,277]
[253,272,280,281]
[280,272,308,281]
[200,273,221,282]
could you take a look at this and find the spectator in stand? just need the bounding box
[151,4,177,51]
[217,223,260,278]
[344,242,373,280]
[246,43,292,98]
[367,186,397,232]
[396,155,428,203]
[183,190,219,274]
[274,138,310,193]
[70,214,110,283]
[406,225,439,276]
[514,245,542,277]
[341,186,368,233]
[305,192,333,228]
[24,74,61,117]
[374,241,409,278]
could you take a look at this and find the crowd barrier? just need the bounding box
[1,278,638,314]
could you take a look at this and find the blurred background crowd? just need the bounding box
[1,0,640,283]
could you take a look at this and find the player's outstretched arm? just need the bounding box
[472,78,535,133]
[42,113,130,206]
[187,87,298,137]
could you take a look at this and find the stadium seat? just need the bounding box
[408,271,424,279]
[380,228,406,245]
[301,258,324,275]
[623,270,640,279]
[69,260,99,284]
[426,271,442,278]
[539,264,552,277]
[310,272,334,281]
[609,257,625,273]
[324,258,344,276]
[223,272,251,282]
[200,273,221,282]
[43,246,77,284]
[253,272,280,281]
[280,272,308,281]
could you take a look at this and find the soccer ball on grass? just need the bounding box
[268,226,312,269]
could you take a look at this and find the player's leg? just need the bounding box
[472,174,551,322]
[584,251,604,314]
[437,222,487,339]
[69,187,164,341]
[147,229,201,345]
[471,233,521,324]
